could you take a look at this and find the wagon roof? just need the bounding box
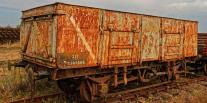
[22,2,198,23]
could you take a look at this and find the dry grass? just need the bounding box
[0,67,29,102]
[0,42,20,61]
[0,66,62,103]
[0,44,29,102]
[0,42,62,103]
[0,42,20,48]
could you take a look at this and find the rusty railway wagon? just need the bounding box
[19,2,198,102]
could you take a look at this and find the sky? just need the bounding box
[0,0,207,32]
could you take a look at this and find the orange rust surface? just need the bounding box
[56,5,100,68]
[103,11,140,32]
[161,19,184,60]
[20,3,198,69]
[184,22,198,57]
[101,11,140,65]
[21,18,52,59]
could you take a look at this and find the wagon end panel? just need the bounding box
[100,11,140,66]
[141,16,160,61]
[20,15,54,62]
[184,22,198,57]
[161,18,184,61]
[56,4,100,69]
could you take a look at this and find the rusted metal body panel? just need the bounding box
[103,11,140,32]
[198,33,207,55]
[184,22,198,57]
[141,16,160,61]
[161,19,184,60]
[101,11,140,66]
[20,16,53,60]
[20,3,198,70]
[56,4,100,68]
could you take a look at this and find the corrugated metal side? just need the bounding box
[184,22,198,57]
[100,11,140,66]
[56,4,100,68]
[141,16,160,61]
[198,33,207,55]
[161,18,184,60]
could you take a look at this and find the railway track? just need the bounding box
[9,92,65,103]
[98,76,207,103]
[8,76,207,103]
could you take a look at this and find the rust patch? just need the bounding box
[184,22,198,57]
[161,18,184,60]
[21,18,52,59]
[56,5,100,68]
[103,11,140,32]
[101,11,140,65]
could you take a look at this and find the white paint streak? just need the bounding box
[68,15,96,60]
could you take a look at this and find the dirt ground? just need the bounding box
[135,82,207,103]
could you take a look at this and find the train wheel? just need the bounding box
[80,79,94,103]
